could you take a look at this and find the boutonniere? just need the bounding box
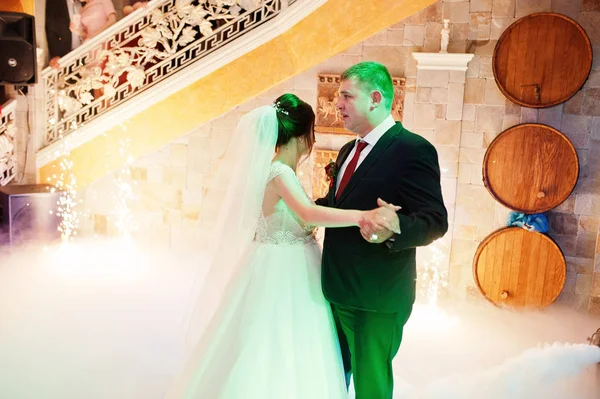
[324,159,338,188]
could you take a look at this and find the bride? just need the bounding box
[164,94,399,399]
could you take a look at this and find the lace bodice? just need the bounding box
[255,162,316,245]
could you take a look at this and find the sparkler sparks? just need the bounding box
[113,135,137,238]
[49,155,80,241]
[417,240,449,305]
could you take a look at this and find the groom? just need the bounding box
[316,62,448,398]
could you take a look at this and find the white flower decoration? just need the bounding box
[141,28,162,48]
[150,9,165,24]
[105,57,121,75]
[229,5,241,16]
[157,24,173,39]
[199,20,213,36]
[104,84,117,98]
[127,68,146,89]
[178,26,197,46]
[189,7,209,25]
[176,0,195,18]
[116,53,131,67]
[79,92,94,105]
[58,95,83,115]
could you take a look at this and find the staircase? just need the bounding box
[35,0,437,188]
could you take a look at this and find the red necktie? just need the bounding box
[336,140,368,200]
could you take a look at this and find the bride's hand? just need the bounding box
[359,201,401,235]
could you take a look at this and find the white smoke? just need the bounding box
[422,343,600,399]
[387,304,600,399]
[0,239,598,399]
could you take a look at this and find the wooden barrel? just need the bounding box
[483,123,578,214]
[473,227,566,308]
[493,12,592,108]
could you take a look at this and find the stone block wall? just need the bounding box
[79,0,600,312]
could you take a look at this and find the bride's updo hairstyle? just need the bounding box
[273,93,315,154]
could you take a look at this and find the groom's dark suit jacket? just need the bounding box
[316,122,448,313]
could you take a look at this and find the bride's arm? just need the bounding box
[270,172,363,228]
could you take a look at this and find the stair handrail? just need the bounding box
[40,0,288,150]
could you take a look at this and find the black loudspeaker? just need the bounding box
[0,184,61,247]
[0,12,37,85]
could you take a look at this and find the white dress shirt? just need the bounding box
[335,115,396,195]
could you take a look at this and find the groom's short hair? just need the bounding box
[341,62,394,112]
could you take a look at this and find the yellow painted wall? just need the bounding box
[39,0,437,187]
[0,0,34,14]
[21,0,34,14]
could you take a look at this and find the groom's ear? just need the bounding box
[370,90,383,109]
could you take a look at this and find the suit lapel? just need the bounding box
[336,124,402,205]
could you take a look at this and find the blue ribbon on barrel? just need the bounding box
[506,211,549,233]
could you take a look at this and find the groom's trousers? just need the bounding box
[331,303,413,399]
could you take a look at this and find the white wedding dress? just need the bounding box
[166,162,348,399]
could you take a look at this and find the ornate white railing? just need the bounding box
[41,0,293,149]
[0,100,17,186]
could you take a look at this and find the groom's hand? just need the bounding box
[360,198,401,244]
[375,198,401,234]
